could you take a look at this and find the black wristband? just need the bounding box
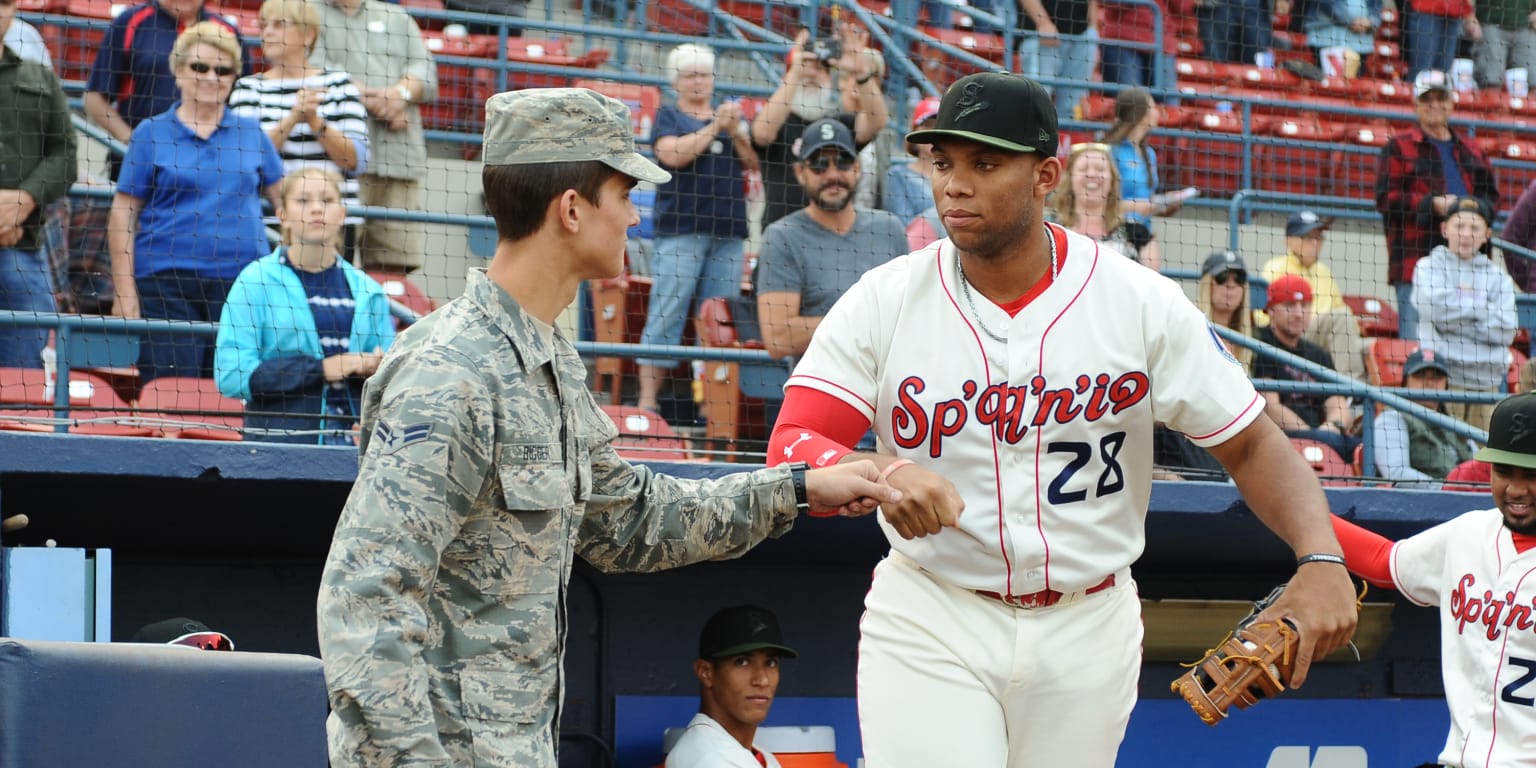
[787,462,810,514]
[1297,553,1347,568]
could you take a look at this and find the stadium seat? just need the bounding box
[1479,138,1536,209]
[134,377,245,440]
[1511,347,1529,393]
[366,270,435,329]
[644,0,713,36]
[1365,338,1419,387]
[1344,293,1401,338]
[1230,64,1305,93]
[912,26,1007,83]
[599,404,692,461]
[573,79,663,145]
[0,367,151,436]
[1173,57,1222,85]
[1351,77,1413,103]
[396,0,445,29]
[1167,110,1247,198]
[1254,119,1345,196]
[589,275,655,405]
[1077,92,1117,122]
[1333,123,1392,200]
[503,38,610,90]
[58,0,120,82]
[1288,437,1358,486]
[420,31,498,132]
[693,296,789,461]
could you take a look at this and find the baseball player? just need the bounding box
[667,605,797,768]
[1332,393,1536,768]
[766,72,1360,767]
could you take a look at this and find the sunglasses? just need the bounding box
[1214,271,1246,286]
[187,61,237,77]
[805,155,856,173]
[168,630,236,651]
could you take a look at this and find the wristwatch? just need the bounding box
[787,462,810,514]
[395,84,413,103]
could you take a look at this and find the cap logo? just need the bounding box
[1513,413,1533,445]
[1038,127,1050,143]
[819,122,835,141]
[955,80,990,121]
[750,614,768,636]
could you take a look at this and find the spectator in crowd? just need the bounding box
[230,0,369,260]
[1471,0,1535,88]
[1252,274,1359,460]
[751,24,888,229]
[83,0,241,152]
[634,43,757,415]
[1102,88,1184,228]
[1198,250,1255,371]
[310,0,437,274]
[666,605,797,768]
[1413,195,1518,433]
[1305,0,1381,71]
[1500,179,1536,291]
[1100,0,1190,89]
[1375,68,1497,341]
[441,0,527,36]
[0,0,75,369]
[1047,141,1159,268]
[1017,0,1098,120]
[1260,210,1367,382]
[108,22,286,384]
[1204,0,1274,64]
[884,95,940,227]
[1371,348,1475,486]
[756,119,907,361]
[315,87,900,768]
[3,8,50,68]
[1406,0,1478,78]
[215,168,395,445]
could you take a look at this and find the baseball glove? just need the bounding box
[1171,584,1299,726]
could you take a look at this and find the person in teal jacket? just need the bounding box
[215,168,396,444]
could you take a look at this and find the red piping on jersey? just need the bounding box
[1185,392,1265,442]
[1482,565,1536,767]
[1031,224,1096,594]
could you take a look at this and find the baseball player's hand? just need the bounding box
[805,460,904,517]
[1250,561,1358,689]
[874,462,963,539]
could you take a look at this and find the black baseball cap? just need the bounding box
[1401,348,1449,378]
[1285,210,1332,238]
[796,118,857,162]
[1201,250,1245,278]
[698,605,798,660]
[905,72,1058,156]
[1476,394,1536,468]
[1443,195,1493,225]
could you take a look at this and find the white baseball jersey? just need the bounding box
[1391,508,1536,768]
[665,713,783,768]
[788,225,1264,595]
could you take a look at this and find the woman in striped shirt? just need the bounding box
[230,0,369,259]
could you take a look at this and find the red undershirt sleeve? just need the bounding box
[766,386,873,470]
[1330,515,1396,589]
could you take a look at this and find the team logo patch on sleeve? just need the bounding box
[1208,325,1242,366]
[374,421,434,455]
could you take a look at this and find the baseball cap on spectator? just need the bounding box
[906,72,1058,156]
[796,118,857,162]
[1201,250,1246,279]
[1285,210,1333,237]
[1476,393,1536,468]
[1413,69,1453,99]
[1266,274,1313,306]
[912,96,942,129]
[480,88,671,185]
[1443,195,1493,226]
[698,605,798,660]
[1402,348,1449,378]
[130,617,235,651]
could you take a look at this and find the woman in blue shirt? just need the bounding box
[215,168,395,444]
[108,21,286,384]
[1103,88,1166,227]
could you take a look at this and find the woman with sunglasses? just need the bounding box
[1197,250,1255,371]
[1047,142,1160,270]
[229,0,368,260]
[215,168,395,444]
[108,21,286,385]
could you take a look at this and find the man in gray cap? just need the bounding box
[315,87,903,768]
[756,117,907,361]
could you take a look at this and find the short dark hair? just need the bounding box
[482,160,618,243]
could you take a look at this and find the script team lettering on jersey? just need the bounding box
[890,371,1151,458]
[1449,573,1536,641]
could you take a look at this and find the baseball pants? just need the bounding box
[858,552,1141,767]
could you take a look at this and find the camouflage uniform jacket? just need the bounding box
[316,269,800,768]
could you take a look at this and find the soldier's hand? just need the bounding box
[872,461,963,539]
[804,459,903,517]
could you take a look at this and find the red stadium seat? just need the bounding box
[1077,92,1117,121]
[693,296,785,461]
[1166,110,1247,198]
[134,377,244,440]
[912,26,1007,83]
[573,79,662,145]
[1288,437,1358,486]
[420,31,497,132]
[599,404,692,461]
[1254,118,1345,197]
[1365,337,1418,387]
[1229,64,1305,93]
[1173,57,1222,85]
[0,367,152,436]
[58,0,120,82]
[1477,138,1536,209]
[1333,123,1391,200]
[1345,293,1401,339]
[366,270,435,329]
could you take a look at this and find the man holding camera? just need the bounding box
[751,24,888,229]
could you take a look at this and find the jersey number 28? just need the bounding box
[1046,431,1127,505]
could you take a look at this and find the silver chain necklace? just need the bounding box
[957,230,1059,344]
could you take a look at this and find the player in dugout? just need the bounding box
[766,71,1359,767]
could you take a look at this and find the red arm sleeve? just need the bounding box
[1330,515,1397,590]
[766,386,872,469]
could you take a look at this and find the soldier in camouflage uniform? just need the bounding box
[315,87,903,768]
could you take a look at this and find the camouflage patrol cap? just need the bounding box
[482,88,671,184]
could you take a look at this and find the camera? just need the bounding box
[802,37,842,66]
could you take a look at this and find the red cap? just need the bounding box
[912,96,942,129]
[1266,274,1314,306]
